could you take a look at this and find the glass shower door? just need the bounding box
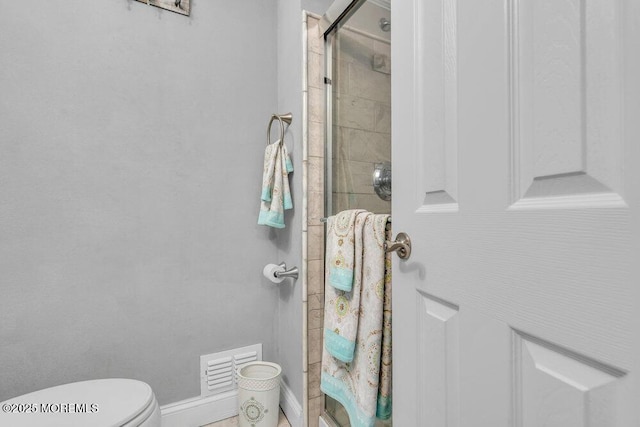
[322,0,392,425]
[325,0,392,219]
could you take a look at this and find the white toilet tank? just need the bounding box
[0,378,161,427]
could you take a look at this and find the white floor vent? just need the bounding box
[200,344,262,397]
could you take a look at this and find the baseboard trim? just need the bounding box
[280,380,303,427]
[160,390,238,427]
[160,381,303,427]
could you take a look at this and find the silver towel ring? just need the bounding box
[267,113,293,146]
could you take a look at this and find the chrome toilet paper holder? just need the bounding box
[273,262,299,280]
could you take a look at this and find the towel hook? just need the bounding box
[267,113,293,146]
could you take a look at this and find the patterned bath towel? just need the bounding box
[324,210,368,362]
[258,140,293,228]
[326,210,367,292]
[376,221,392,420]
[321,214,392,427]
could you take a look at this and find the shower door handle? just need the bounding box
[385,232,412,260]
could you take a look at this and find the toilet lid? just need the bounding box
[0,378,154,427]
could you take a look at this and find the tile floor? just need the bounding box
[201,409,291,427]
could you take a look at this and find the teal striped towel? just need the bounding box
[258,140,293,228]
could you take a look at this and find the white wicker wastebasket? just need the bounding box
[236,361,282,427]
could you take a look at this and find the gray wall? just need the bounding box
[0,0,282,405]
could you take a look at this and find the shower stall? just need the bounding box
[323,0,392,218]
[320,1,392,425]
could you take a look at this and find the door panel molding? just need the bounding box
[512,330,626,427]
[413,0,459,213]
[508,0,626,209]
[417,290,460,427]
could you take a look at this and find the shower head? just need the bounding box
[379,17,391,32]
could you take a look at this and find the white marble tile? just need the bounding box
[308,191,324,225]
[308,308,323,330]
[308,292,324,311]
[348,62,391,104]
[346,128,391,164]
[308,396,324,427]
[330,192,391,216]
[308,156,324,194]
[374,102,391,134]
[332,62,350,96]
[332,125,348,164]
[335,30,375,65]
[332,193,352,214]
[309,87,324,124]
[308,328,323,365]
[373,39,391,59]
[307,16,323,55]
[308,51,324,90]
[307,259,325,295]
[308,225,325,261]
[333,160,377,195]
[308,362,323,399]
[335,94,375,131]
[308,120,325,158]
[349,193,391,215]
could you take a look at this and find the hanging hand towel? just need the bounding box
[323,210,368,362]
[321,214,391,427]
[258,140,293,228]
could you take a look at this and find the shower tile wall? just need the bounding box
[306,14,325,427]
[332,29,391,214]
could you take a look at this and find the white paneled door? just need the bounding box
[391,1,640,426]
